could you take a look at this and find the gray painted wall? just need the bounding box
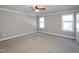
[36,16,39,32]
[0,10,3,39]
[0,9,76,40]
[39,14,75,37]
[0,10,37,39]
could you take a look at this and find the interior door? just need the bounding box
[76,12,79,43]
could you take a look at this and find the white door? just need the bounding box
[76,12,79,43]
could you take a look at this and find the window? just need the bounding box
[39,17,44,29]
[62,13,74,32]
[76,13,79,32]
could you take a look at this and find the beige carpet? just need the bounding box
[0,32,79,53]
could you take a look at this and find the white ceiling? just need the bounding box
[0,5,79,16]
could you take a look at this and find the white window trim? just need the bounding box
[61,13,74,32]
[39,17,45,29]
[76,12,79,32]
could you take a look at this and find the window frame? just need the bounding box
[76,12,79,32]
[61,13,74,32]
[39,17,45,29]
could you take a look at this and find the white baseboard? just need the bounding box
[40,31,76,39]
[0,31,75,41]
[0,31,36,41]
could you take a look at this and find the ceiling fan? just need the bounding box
[30,5,46,12]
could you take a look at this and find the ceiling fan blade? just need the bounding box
[38,8,46,10]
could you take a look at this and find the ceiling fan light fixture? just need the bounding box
[35,9,40,12]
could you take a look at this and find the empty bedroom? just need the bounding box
[0,5,79,53]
